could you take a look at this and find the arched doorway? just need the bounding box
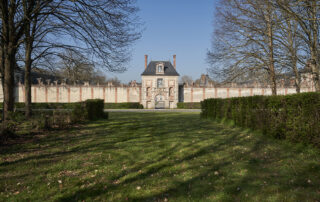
[155,94,165,109]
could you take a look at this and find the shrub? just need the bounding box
[84,99,105,120]
[201,92,320,147]
[177,102,201,109]
[0,102,80,109]
[52,110,73,128]
[71,103,87,123]
[32,110,77,130]
[0,99,108,136]
[104,102,143,109]
[32,112,52,130]
[0,111,27,133]
[102,112,109,119]
[0,102,143,109]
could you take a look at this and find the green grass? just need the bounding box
[1,113,320,201]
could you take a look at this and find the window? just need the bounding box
[169,87,174,97]
[157,78,163,88]
[146,87,151,97]
[157,64,164,74]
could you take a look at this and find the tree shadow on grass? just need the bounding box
[1,113,320,201]
[56,127,251,201]
[59,127,320,201]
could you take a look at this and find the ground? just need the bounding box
[1,112,320,201]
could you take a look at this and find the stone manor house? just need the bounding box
[0,55,316,109]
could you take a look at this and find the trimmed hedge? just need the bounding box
[201,93,320,147]
[0,102,80,109]
[177,102,201,109]
[0,102,143,109]
[104,103,143,109]
[0,99,108,138]
[84,99,106,120]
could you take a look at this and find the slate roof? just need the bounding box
[141,61,179,76]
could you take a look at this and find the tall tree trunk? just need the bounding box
[269,68,277,95]
[310,0,320,92]
[309,56,319,92]
[3,45,16,120]
[286,17,301,93]
[24,48,32,118]
[0,44,4,121]
[267,4,277,95]
[293,62,301,93]
[1,0,18,121]
[24,19,33,118]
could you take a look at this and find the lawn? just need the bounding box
[1,112,320,201]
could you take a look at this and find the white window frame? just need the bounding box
[156,64,164,74]
[157,78,163,88]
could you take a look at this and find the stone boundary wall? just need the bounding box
[182,87,315,103]
[9,84,142,103]
[0,84,315,105]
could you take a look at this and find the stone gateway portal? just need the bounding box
[141,55,179,109]
[155,94,165,109]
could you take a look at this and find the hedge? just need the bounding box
[201,92,320,147]
[104,103,143,109]
[83,99,107,120]
[0,102,143,109]
[177,102,201,109]
[0,103,79,109]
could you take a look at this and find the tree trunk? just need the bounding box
[293,65,301,93]
[0,45,4,121]
[269,69,277,95]
[286,17,300,93]
[310,0,320,92]
[266,4,277,95]
[1,0,18,121]
[3,46,16,120]
[310,56,320,92]
[24,54,32,118]
[24,21,33,118]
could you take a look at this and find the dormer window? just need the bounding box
[156,64,164,74]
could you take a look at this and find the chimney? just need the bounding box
[173,54,176,69]
[144,55,148,69]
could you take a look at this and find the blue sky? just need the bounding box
[108,0,217,83]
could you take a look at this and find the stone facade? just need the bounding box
[141,55,179,109]
[141,75,179,109]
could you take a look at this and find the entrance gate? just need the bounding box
[155,94,165,109]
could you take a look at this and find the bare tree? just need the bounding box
[180,75,193,85]
[22,0,56,117]
[275,0,320,91]
[106,77,121,86]
[276,1,306,93]
[56,50,108,84]
[50,0,141,72]
[0,0,142,122]
[0,1,27,120]
[208,0,282,95]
